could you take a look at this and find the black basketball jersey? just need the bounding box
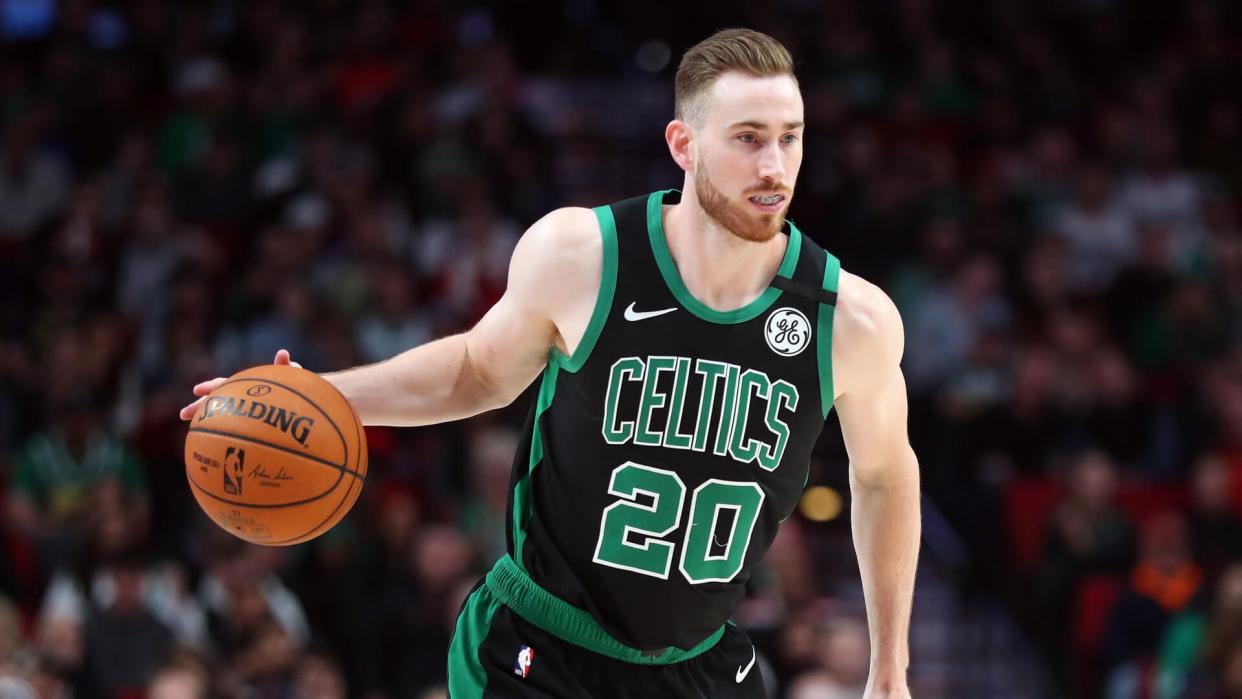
[505,189,840,652]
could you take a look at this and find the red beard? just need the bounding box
[695,165,789,243]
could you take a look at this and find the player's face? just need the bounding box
[694,72,804,243]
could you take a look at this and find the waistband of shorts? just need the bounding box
[484,554,726,665]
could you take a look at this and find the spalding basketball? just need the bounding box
[184,364,367,546]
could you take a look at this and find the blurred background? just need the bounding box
[0,0,1239,697]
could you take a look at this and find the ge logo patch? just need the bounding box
[765,307,811,356]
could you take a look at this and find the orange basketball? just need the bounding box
[184,364,367,546]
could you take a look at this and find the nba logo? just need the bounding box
[514,645,534,678]
[223,447,245,495]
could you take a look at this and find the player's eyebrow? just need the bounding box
[728,120,805,131]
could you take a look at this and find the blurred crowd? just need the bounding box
[0,0,1239,697]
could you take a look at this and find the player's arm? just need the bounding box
[180,207,602,425]
[831,272,921,699]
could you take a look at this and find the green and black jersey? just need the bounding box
[502,189,840,654]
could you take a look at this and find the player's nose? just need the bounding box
[756,143,786,181]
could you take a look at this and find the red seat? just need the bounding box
[1003,475,1062,571]
[1073,573,1124,653]
[1115,483,1188,529]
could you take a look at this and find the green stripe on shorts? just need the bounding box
[485,555,725,665]
[448,586,501,699]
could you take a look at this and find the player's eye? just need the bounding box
[737,133,757,144]
[781,133,799,144]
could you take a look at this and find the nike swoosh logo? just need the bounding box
[623,302,677,322]
[735,646,756,683]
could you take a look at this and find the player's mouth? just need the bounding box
[748,193,786,213]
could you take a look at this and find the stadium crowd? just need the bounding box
[0,1,1239,697]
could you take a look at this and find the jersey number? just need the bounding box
[591,462,764,584]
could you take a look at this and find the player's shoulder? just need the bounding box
[833,269,904,369]
[519,206,601,258]
[507,206,603,301]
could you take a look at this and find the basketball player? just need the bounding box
[182,29,919,699]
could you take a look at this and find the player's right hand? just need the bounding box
[179,349,302,421]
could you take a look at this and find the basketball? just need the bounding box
[184,364,368,546]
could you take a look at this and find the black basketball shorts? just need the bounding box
[447,581,766,698]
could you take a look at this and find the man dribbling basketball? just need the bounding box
[183,28,919,699]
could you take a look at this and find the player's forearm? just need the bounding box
[322,333,509,426]
[850,449,921,685]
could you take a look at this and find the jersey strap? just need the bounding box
[485,555,726,665]
[817,252,842,417]
[554,204,619,373]
[770,274,838,305]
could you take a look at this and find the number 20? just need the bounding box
[591,462,764,584]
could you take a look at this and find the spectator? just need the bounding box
[1051,164,1136,293]
[1117,122,1206,268]
[1082,346,1153,472]
[32,611,82,693]
[0,2,1237,695]
[116,181,184,335]
[414,182,519,326]
[353,261,436,364]
[292,650,348,699]
[1035,449,1135,681]
[1186,455,1242,585]
[147,658,209,699]
[79,554,175,697]
[817,615,872,697]
[903,253,1011,395]
[5,391,149,573]
[0,105,71,240]
[1155,563,1242,699]
[787,671,859,699]
[1100,512,1203,695]
[458,425,517,566]
[785,614,871,699]
[199,542,310,663]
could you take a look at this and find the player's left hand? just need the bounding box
[178,349,302,421]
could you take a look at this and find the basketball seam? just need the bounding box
[189,370,367,544]
[211,375,355,473]
[187,427,355,475]
[186,471,346,509]
[278,445,360,542]
[275,412,367,545]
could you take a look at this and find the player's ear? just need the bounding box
[666,119,695,173]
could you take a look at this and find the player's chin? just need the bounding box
[754,203,789,223]
[737,220,782,243]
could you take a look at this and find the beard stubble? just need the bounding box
[695,164,788,243]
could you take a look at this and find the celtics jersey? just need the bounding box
[505,189,840,652]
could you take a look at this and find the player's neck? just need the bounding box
[663,194,788,313]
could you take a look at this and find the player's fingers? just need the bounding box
[183,377,226,421]
[180,396,207,421]
[274,349,303,369]
[193,378,227,396]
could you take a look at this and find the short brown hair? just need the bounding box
[675,28,796,125]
